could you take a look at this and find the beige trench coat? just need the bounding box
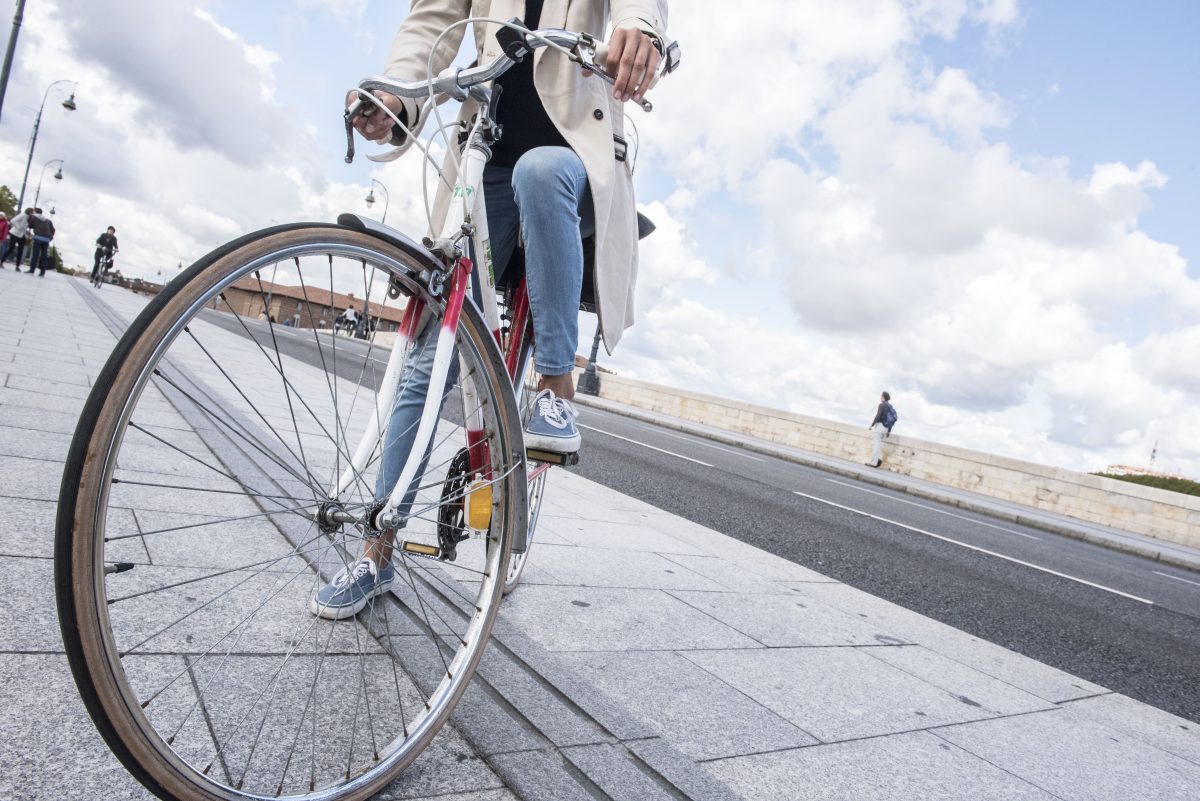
[383,0,668,352]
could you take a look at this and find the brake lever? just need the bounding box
[343,97,365,163]
[575,39,653,112]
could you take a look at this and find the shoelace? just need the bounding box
[333,558,373,588]
[535,391,576,429]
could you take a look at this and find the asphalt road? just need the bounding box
[205,314,1200,724]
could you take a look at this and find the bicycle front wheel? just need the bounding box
[56,223,525,801]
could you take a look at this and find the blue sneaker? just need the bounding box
[524,389,580,453]
[309,558,395,620]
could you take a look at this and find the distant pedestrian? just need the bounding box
[0,213,8,266]
[27,208,56,276]
[0,207,31,268]
[339,306,359,336]
[92,226,119,284]
[866,391,898,468]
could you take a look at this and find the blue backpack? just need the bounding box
[883,404,898,429]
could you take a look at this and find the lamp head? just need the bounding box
[364,189,375,208]
[62,93,77,111]
[53,168,63,181]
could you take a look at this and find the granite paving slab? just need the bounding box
[0,384,89,413]
[868,644,1058,716]
[544,514,710,556]
[1063,693,1200,766]
[486,749,599,801]
[0,653,157,800]
[935,707,1200,801]
[556,649,818,760]
[704,731,1059,801]
[0,423,73,462]
[668,589,912,647]
[685,647,1024,742]
[524,543,728,591]
[795,582,1108,703]
[0,496,58,557]
[659,552,832,593]
[561,742,681,801]
[3,371,94,399]
[1,453,65,502]
[498,584,764,652]
[1,556,63,651]
[0,359,95,386]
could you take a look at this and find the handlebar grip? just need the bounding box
[495,17,532,61]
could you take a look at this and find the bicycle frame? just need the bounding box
[332,114,535,544]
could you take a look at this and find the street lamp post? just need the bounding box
[364,178,390,224]
[577,320,603,395]
[32,159,63,207]
[0,0,27,122]
[17,79,76,210]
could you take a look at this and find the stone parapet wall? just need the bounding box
[587,371,1200,549]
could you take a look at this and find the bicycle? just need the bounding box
[92,250,116,288]
[56,19,677,801]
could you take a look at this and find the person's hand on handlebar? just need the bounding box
[345,90,405,142]
[604,27,661,103]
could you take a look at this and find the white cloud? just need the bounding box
[611,0,1200,477]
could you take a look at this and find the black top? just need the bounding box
[31,215,54,239]
[871,401,895,431]
[96,233,118,253]
[490,0,570,168]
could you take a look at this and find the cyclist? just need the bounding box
[312,0,670,618]
[92,226,119,286]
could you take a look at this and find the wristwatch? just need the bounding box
[645,32,665,56]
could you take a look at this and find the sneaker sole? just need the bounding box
[523,429,580,454]
[309,575,394,620]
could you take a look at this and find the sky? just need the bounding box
[2,0,1197,479]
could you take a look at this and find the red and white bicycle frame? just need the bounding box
[332,141,541,544]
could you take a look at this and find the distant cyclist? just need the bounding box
[92,226,119,286]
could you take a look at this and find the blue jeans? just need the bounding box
[486,146,593,376]
[373,146,592,509]
[29,237,50,273]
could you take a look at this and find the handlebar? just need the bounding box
[344,21,680,163]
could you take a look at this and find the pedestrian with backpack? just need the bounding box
[867,391,898,468]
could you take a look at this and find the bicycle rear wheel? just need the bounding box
[502,327,546,593]
[56,223,525,801]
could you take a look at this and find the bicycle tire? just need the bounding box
[502,328,544,594]
[56,223,526,801]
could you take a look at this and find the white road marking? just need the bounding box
[578,423,714,467]
[1153,571,1200,589]
[793,491,1154,605]
[826,479,1041,540]
[638,424,764,461]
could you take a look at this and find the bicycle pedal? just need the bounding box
[526,447,579,466]
[400,541,442,560]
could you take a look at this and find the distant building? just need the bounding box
[215,276,408,332]
[1104,464,1188,481]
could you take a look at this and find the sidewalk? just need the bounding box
[2,272,1198,801]
[574,395,1200,573]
